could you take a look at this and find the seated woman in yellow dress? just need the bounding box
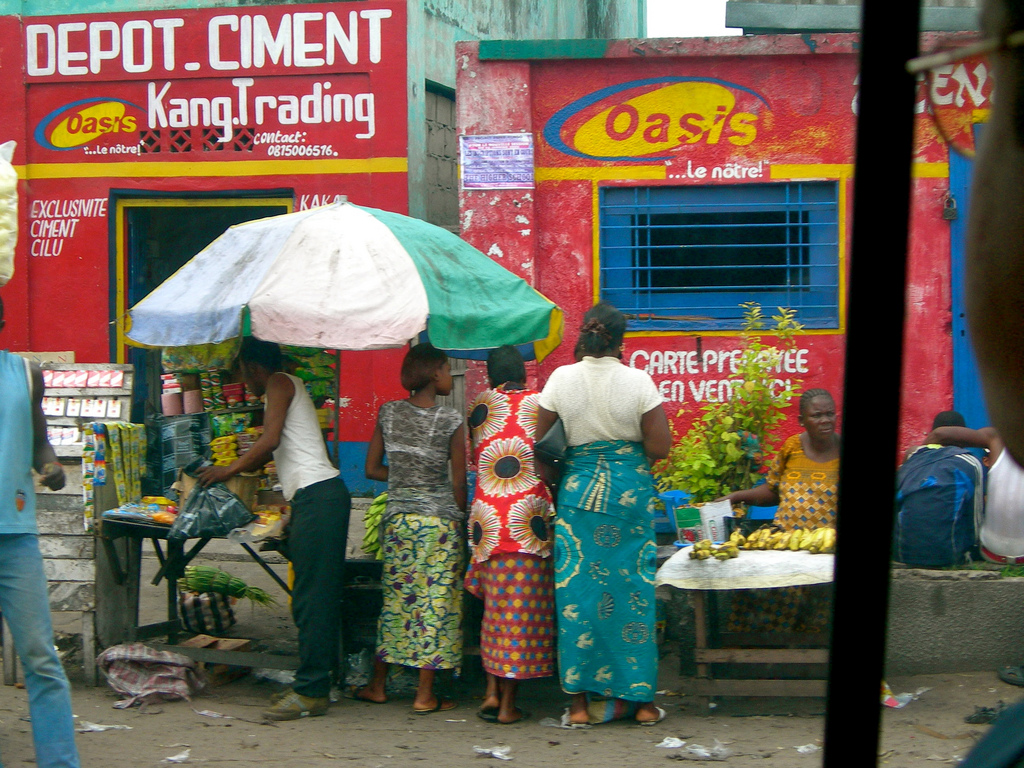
[719,389,839,633]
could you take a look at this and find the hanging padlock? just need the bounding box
[942,192,958,220]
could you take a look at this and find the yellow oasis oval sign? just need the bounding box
[35,97,141,151]
[543,77,771,161]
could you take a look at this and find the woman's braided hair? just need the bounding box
[577,301,626,357]
[799,388,834,415]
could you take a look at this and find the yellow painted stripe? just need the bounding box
[911,162,949,178]
[536,166,666,181]
[20,157,407,180]
[771,161,948,179]
[771,164,853,180]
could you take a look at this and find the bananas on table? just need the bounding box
[687,525,836,561]
[742,524,836,554]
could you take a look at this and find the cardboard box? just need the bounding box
[179,634,252,686]
[699,500,734,543]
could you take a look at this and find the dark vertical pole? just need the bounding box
[823,2,920,766]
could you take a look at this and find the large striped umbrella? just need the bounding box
[125,201,562,360]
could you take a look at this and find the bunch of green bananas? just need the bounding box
[688,538,740,561]
[361,492,387,560]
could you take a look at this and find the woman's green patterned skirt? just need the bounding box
[554,441,658,702]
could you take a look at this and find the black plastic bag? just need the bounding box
[168,482,256,542]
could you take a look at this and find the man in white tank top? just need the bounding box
[923,423,1024,565]
[922,419,1024,688]
[199,338,350,720]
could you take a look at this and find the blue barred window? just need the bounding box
[599,182,840,330]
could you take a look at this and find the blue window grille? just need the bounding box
[599,182,840,331]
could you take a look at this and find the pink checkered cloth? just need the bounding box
[97,643,206,708]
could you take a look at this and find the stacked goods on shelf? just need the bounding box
[200,368,225,410]
[161,374,184,415]
[210,411,254,438]
[283,347,337,432]
[85,421,147,528]
[210,435,238,466]
[101,495,178,525]
[284,347,337,402]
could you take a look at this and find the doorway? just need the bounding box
[948,130,989,429]
[112,193,293,420]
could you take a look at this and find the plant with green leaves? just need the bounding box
[654,303,803,505]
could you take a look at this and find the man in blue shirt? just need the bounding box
[0,294,79,767]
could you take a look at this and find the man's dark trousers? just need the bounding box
[288,476,351,698]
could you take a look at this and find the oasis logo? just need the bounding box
[543,77,770,161]
[34,97,142,151]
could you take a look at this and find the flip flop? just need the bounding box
[413,699,457,714]
[476,707,499,723]
[637,706,668,726]
[495,708,530,724]
[347,688,388,704]
[999,666,1024,687]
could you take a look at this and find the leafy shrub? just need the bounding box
[654,303,803,506]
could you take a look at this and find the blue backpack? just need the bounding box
[894,446,985,567]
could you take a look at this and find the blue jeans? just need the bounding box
[0,535,79,768]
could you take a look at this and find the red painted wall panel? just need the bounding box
[457,35,977,459]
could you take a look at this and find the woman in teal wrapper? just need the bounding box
[536,302,672,726]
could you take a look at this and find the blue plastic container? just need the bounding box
[748,505,778,521]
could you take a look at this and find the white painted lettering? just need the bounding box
[649,350,663,376]
[122,21,153,73]
[154,18,183,71]
[58,23,88,76]
[253,14,292,68]
[359,9,392,64]
[88,21,119,75]
[702,350,716,373]
[26,25,56,76]
[209,16,240,71]
[293,12,325,67]
[326,11,358,65]
[629,350,650,372]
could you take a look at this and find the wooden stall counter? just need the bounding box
[655,548,834,713]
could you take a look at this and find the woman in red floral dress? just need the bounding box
[466,346,556,724]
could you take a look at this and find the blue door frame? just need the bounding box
[949,130,990,429]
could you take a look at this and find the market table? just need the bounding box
[655,547,834,711]
[98,518,297,671]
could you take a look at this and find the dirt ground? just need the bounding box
[0,547,1013,767]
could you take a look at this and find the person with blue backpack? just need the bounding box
[898,412,1024,689]
[894,411,986,569]
[920,420,1024,567]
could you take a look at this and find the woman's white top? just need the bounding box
[981,449,1024,558]
[538,356,663,446]
[272,373,339,500]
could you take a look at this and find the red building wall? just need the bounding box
[457,34,983,457]
[0,4,410,478]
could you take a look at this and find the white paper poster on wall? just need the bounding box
[459,133,535,189]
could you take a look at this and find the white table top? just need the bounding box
[654,546,835,591]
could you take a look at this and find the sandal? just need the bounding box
[637,706,668,726]
[496,708,530,724]
[476,707,499,723]
[999,666,1024,687]
[413,698,457,714]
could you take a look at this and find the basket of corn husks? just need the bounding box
[177,565,276,635]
